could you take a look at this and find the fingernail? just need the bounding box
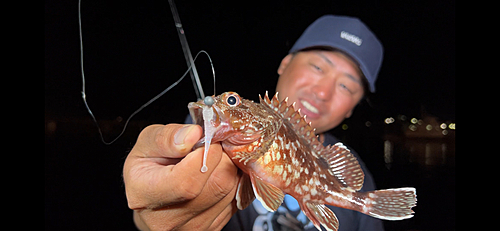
[174,125,194,145]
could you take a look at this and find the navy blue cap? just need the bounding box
[290,15,384,92]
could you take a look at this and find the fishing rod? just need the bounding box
[168,0,205,100]
[79,0,214,144]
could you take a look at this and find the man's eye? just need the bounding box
[339,83,352,93]
[311,64,322,72]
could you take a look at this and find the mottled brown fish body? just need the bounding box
[188,92,417,231]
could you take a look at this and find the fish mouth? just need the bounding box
[188,101,206,127]
[188,100,221,127]
[188,99,221,149]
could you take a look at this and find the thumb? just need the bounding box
[134,124,203,159]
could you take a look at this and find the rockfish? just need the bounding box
[188,92,416,231]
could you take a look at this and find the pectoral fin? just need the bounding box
[249,172,284,212]
[322,142,364,191]
[235,173,255,210]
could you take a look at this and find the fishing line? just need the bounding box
[79,0,216,145]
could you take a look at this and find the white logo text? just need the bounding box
[340,31,363,46]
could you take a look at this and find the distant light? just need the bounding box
[365,121,372,127]
[411,118,418,124]
[398,115,407,121]
[442,130,448,135]
[440,123,447,129]
[409,124,417,131]
[449,123,455,130]
[385,117,395,124]
[342,124,349,130]
[426,124,433,131]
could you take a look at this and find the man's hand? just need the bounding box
[123,124,240,230]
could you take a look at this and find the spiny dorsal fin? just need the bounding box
[271,92,280,108]
[261,92,317,141]
[259,91,272,105]
[260,91,364,191]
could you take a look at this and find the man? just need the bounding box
[123,15,384,231]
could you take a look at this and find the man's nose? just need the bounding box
[312,76,334,101]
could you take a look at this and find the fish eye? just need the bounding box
[225,93,240,107]
[227,96,236,105]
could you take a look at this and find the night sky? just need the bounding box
[45,0,455,125]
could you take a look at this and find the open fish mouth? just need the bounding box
[188,101,206,128]
[188,100,211,149]
[188,98,220,172]
[188,100,221,133]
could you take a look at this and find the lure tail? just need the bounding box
[360,187,417,220]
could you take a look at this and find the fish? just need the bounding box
[188,91,417,231]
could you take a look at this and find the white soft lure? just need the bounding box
[201,96,216,172]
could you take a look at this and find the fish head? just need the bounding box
[188,92,264,147]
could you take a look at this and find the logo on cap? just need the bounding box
[340,31,362,46]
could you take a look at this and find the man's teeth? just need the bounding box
[300,100,319,114]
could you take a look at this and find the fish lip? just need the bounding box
[298,98,321,119]
[188,99,224,140]
[188,101,213,149]
[188,101,206,127]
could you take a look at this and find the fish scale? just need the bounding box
[188,91,417,231]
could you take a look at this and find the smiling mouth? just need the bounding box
[300,100,319,114]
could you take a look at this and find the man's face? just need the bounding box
[275,50,365,134]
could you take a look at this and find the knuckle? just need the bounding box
[209,171,237,200]
[154,132,170,153]
[154,125,175,149]
[176,178,204,201]
[125,189,148,210]
[138,124,162,141]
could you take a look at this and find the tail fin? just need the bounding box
[361,187,417,220]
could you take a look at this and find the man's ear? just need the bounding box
[277,54,294,75]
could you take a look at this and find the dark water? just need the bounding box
[328,119,455,231]
[378,137,455,231]
[45,118,455,231]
